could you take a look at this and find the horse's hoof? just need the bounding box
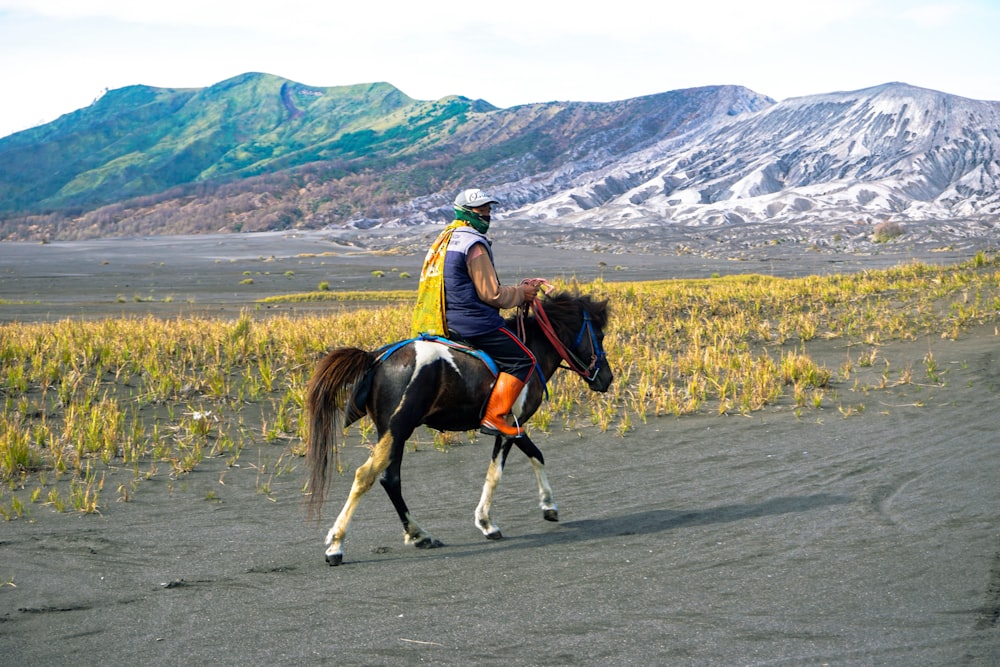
[413,536,444,549]
[486,530,503,540]
[326,553,343,566]
[543,509,559,522]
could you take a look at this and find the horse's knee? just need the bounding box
[354,443,395,492]
[514,437,545,464]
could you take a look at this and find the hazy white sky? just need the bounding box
[1,0,998,138]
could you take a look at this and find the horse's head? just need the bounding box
[534,292,613,393]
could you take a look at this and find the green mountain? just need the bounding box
[0,72,771,240]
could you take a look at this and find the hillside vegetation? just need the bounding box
[0,74,769,241]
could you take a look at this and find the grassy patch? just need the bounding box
[260,290,416,303]
[1,253,998,516]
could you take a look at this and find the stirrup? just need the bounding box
[480,418,524,438]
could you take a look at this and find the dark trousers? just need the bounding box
[451,327,535,382]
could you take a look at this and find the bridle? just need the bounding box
[521,297,607,384]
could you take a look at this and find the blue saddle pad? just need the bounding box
[375,334,499,377]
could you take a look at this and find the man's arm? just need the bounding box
[466,244,529,308]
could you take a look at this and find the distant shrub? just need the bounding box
[240,278,254,285]
[372,270,385,278]
[318,281,330,291]
[873,221,904,243]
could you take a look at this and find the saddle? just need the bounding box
[374,333,499,375]
[344,334,499,426]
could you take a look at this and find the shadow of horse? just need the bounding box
[550,493,853,542]
[353,493,853,564]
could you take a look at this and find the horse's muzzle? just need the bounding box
[587,366,614,393]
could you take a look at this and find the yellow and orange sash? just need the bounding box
[410,220,466,337]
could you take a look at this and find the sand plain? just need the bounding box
[1,230,998,666]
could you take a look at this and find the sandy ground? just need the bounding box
[1,231,998,665]
[0,228,981,321]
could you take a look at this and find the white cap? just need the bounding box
[454,188,499,209]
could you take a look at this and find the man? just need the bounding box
[412,188,542,437]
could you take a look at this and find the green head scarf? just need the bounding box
[454,206,490,234]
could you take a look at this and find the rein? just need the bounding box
[521,297,604,383]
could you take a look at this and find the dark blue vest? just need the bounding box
[444,227,505,337]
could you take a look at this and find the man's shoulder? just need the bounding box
[449,227,490,252]
[452,225,487,239]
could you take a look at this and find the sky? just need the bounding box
[1,0,998,139]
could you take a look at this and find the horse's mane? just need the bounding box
[513,291,609,340]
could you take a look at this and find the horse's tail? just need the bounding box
[305,346,374,520]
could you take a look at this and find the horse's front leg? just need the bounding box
[380,452,443,550]
[324,433,393,565]
[514,436,558,522]
[474,436,515,539]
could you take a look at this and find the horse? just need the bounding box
[304,292,612,565]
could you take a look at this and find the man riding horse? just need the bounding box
[412,188,543,438]
[305,187,611,565]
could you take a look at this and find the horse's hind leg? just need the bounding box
[380,452,443,550]
[514,436,558,522]
[475,436,515,539]
[324,433,393,565]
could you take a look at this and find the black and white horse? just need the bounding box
[304,292,612,565]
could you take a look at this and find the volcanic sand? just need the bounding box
[1,232,998,665]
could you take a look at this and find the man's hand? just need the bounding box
[520,277,551,302]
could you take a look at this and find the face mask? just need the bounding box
[455,207,491,233]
